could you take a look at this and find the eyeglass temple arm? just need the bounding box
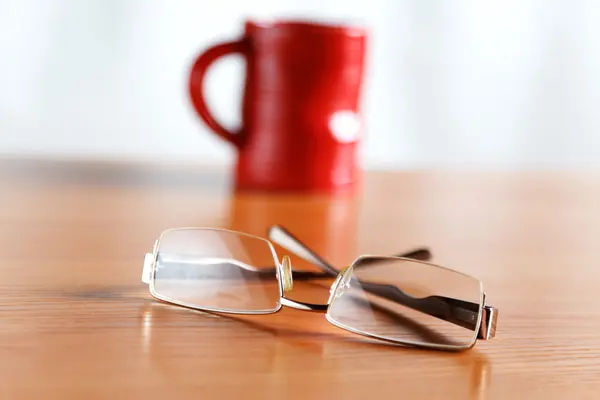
[355,281,497,340]
[267,225,431,273]
[288,247,430,279]
[267,225,497,340]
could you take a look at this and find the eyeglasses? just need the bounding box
[141,225,498,351]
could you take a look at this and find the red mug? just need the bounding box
[189,20,367,193]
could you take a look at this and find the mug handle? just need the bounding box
[189,39,248,148]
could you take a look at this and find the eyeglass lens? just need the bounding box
[152,229,282,314]
[327,257,483,349]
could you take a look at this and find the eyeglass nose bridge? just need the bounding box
[279,264,355,314]
[279,254,330,313]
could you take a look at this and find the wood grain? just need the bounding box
[1,159,599,399]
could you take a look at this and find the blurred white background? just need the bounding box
[1,0,599,169]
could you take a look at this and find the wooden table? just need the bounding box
[1,160,598,399]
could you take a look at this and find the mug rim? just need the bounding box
[245,18,367,36]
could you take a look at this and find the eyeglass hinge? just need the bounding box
[478,305,498,340]
[141,253,154,284]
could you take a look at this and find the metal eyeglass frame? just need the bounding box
[141,225,498,351]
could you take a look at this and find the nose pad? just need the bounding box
[339,272,351,294]
[328,266,352,303]
[328,275,343,303]
[281,255,293,292]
